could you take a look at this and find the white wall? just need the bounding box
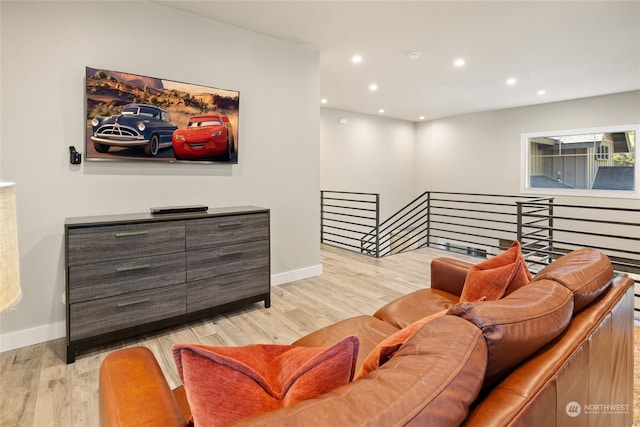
[320,93,640,259]
[0,1,321,350]
[415,90,640,209]
[322,91,640,222]
[320,109,417,219]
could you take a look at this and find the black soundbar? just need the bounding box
[150,205,209,215]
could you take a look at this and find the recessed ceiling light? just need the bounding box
[320,98,328,104]
[369,84,378,91]
[419,116,425,120]
[378,109,385,114]
[352,55,363,64]
[408,52,421,60]
[506,78,517,86]
[454,58,465,68]
[537,90,547,96]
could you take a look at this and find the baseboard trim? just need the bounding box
[0,320,65,353]
[271,264,323,286]
[0,265,324,353]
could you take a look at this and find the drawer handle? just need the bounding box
[116,264,151,273]
[115,231,149,238]
[117,298,151,308]
[220,250,243,257]
[218,223,242,229]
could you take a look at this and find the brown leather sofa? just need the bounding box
[99,248,634,426]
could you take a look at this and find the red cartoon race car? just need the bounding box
[172,114,235,161]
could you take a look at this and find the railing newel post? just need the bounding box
[426,192,431,248]
[548,198,554,264]
[320,191,325,245]
[375,194,380,258]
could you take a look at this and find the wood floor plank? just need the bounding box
[32,364,71,427]
[0,343,44,427]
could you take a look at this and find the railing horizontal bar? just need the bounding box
[522,217,551,226]
[518,197,555,203]
[324,218,376,228]
[429,227,510,246]
[522,224,640,244]
[533,239,640,259]
[323,211,378,221]
[519,206,553,215]
[431,205,518,217]
[430,198,524,208]
[322,198,378,205]
[323,225,372,235]
[322,231,368,241]
[429,220,513,235]
[322,204,378,212]
[521,213,638,228]
[427,234,503,253]
[429,213,516,227]
[322,191,379,197]
[520,229,550,239]
[521,202,640,213]
[523,247,553,255]
[428,191,524,199]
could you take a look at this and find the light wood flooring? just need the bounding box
[0,245,638,426]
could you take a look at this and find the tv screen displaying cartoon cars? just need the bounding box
[85,67,239,163]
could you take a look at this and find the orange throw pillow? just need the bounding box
[355,310,446,380]
[459,240,532,302]
[172,336,359,427]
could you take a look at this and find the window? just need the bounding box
[522,125,638,198]
[595,145,609,161]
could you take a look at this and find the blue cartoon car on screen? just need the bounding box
[91,104,178,156]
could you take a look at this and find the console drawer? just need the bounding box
[186,213,269,250]
[68,253,186,303]
[67,222,185,265]
[69,284,186,341]
[187,240,269,282]
[187,267,270,313]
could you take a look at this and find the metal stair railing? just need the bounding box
[320,189,639,317]
[320,190,380,257]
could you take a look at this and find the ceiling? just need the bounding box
[156,1,640,122]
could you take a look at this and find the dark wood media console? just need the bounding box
[64,206,270,363]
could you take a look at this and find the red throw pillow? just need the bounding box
[459,240,532,302]
[354,310,446,380]
[172,335,359,427]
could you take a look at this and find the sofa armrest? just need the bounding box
[99,346,188,427]
[430,258,473,297]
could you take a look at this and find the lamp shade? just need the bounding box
[0,182,21,312]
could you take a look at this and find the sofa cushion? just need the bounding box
[231,316,488,427]
[530,248,613,313]
[172,336,359,427]
[448,279,573,387]
[373,288,459,329]
[459,240,532,302]
[355,309,447,379]
[292,315,399,373]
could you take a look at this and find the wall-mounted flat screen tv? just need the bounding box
[85,67,239,163]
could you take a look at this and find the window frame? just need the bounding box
[521,124,639,199]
